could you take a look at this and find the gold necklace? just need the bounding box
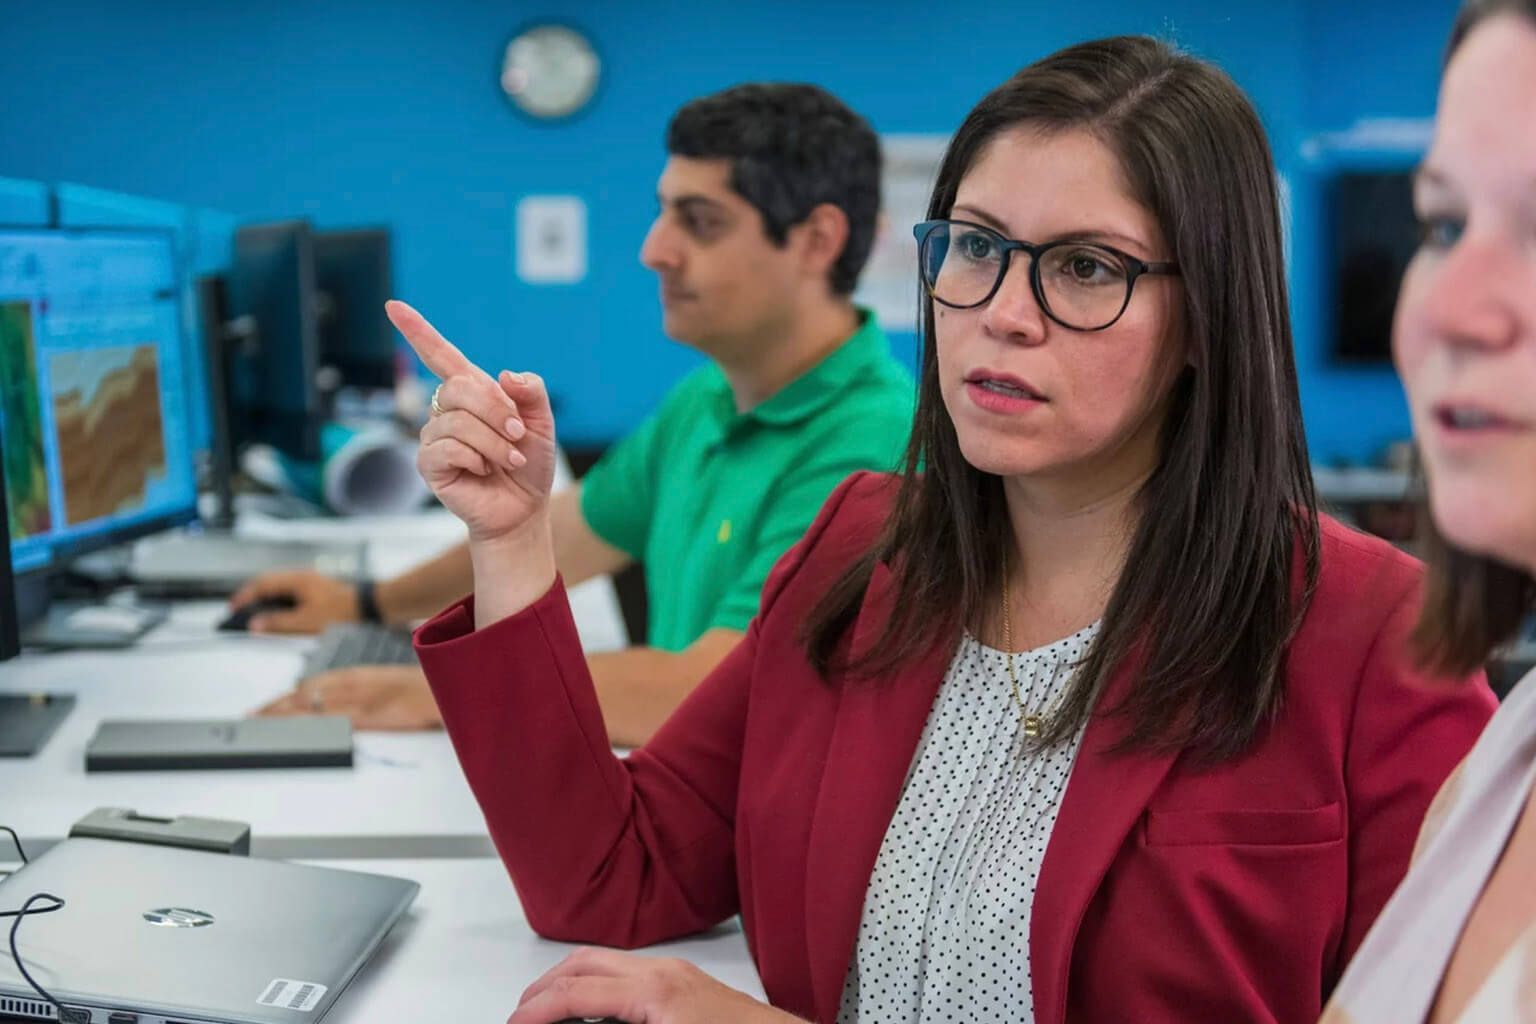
[1000,579,1046,739]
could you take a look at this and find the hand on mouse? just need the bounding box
[228,570,357,635]
[508,948,806,1024]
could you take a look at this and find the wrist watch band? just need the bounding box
[356,580,383,624]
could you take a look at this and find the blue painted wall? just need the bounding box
[0,177,49,227]
[0,0,1458,461]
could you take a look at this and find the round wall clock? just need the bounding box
[499,24,601,120]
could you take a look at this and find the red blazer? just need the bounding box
[415,472,1494,1024]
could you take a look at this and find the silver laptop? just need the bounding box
[127,533,367,597]
[0,837,417,1023]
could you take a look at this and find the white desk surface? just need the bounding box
[0,506,628,860]
[320,857,762,1023]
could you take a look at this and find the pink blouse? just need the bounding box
[1324,668,1536,1022]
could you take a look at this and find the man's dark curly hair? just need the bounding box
[667,83,881,296]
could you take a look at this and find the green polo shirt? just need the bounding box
[580,311,914,652]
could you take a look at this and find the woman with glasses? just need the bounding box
[1323,2,1536,1021]
[400,35,1493,1024]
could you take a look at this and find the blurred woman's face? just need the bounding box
[1395,13,1536,571]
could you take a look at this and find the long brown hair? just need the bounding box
[802,35,1320,762]
[1412,0,1536,675]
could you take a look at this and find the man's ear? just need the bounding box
[789,202,851,286]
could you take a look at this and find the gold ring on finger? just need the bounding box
[430,384,445,418]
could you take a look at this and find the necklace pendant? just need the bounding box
[1023,714,1043,739]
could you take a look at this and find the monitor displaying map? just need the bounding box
[0,229,196,574]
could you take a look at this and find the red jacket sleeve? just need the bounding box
[413,473,864,947]
[1337,579,1497,968]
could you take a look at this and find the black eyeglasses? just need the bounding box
[913,219,1180,332]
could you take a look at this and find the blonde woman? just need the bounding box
[1324,2,1536,1021]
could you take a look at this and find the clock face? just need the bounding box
[500,25,601,120]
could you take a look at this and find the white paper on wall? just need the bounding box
[854,134,951,334]
[516,195,587,284]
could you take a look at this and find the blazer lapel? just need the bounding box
[1028,657,1183,1024]
[802,562,954,1022]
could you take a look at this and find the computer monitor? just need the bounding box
[316,228,396,390]
[0,227,198,581]
[227,220,323,461]
[0,406,18,662]
[1328,170,1419,364]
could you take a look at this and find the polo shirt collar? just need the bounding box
[706,308,890,432]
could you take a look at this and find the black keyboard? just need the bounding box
[302,624,418,678]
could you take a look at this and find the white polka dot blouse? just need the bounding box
[837,623,1099,1024]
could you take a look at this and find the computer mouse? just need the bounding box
[217,594,298,632]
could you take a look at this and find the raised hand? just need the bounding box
[387,300,557,545]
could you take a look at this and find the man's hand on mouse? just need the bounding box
[508,948,806,1024]
[228,570,359,635]
[253,665,442,731]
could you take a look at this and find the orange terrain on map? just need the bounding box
[53,345,167,525]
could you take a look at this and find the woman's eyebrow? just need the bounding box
[951,204,1012,233]
[1043,228,1154,253]
[951,204,1152,253]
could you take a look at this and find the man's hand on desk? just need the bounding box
[509,948,805,1024]
[253,665,443,731]
[229,569,359,635]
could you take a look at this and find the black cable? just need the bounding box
[0,830,21,880]
[0,826,28,865]
[3,893,68,1013]
[0,826,81,1021]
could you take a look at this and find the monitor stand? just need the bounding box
[23,601,167,652]
[14,572,167,650]
[0,693,76,757]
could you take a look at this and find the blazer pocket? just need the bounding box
[1143,802,1344,847]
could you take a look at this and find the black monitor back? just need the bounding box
[197,275,237,530]
[228,221,323,461]
[315,229,395,390]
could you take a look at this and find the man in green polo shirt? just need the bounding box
[233,82,913,744]
[581,312,906,655]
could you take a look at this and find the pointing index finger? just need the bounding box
[385,299,477,381]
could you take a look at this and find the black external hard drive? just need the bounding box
[84,715,353,771]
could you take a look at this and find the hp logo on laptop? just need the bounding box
[143,907,215,928]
